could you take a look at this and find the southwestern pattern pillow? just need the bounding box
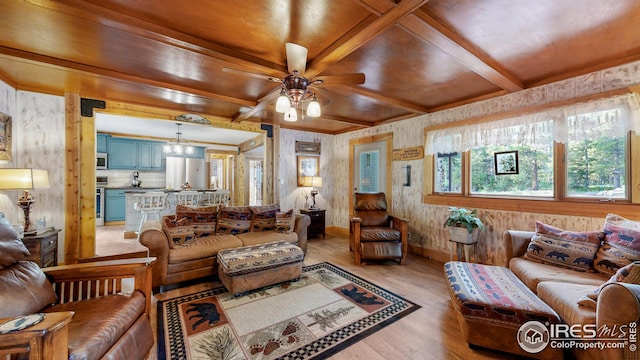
[593,214,640,275]
[216,206,252,235]
[523,221,603,272]
[162,216,195,248]
[275,210,295,234]
[175,205,218,223]
[250,204,280,232]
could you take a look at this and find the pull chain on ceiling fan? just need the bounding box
[223,42,365,122]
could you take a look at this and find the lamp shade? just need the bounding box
[306,98,321,117]
[0,169,50,190]
[302,176,322,187]
[275,92,291,113]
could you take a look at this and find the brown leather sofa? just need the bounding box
[139,204,310,289]
[0,218,156,360]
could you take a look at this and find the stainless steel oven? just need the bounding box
[96,187,105,226]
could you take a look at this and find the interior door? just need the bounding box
[349,133,393,215]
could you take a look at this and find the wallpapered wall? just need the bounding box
[0,83,66,262]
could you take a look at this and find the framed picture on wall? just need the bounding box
[297,155,319,186]
[0,114,12,163]
[494,150,518,175]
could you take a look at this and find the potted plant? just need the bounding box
[444,207,485,244]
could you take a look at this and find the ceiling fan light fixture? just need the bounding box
[284,107,298,122]
[275,90,291,113]
[306,96,321,117]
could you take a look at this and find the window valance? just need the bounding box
[425,93,640,155]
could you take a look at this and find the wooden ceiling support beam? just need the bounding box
[26,0,287,77]
[355,0,524,92]
[306,0,427,78]
[0,47,256,108]
[337,86,430,114]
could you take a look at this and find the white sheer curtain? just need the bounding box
[425,93,640,155]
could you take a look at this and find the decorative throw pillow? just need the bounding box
[176,205,218,224]
[175,205,219,238]
[523,221,603,272]
[0,239,30,269]
[593,214,640,275]
[578,261,640,308]
[216,206,252,235]
[250,204,280,232]
[162,216,195,248]
[275,210,295,234]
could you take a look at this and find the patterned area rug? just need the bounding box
[157,262,420,359]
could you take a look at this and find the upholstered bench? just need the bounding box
[444,261,562,359]
[218,241,304,295]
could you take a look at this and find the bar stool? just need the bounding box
[133,192,168,240]
[201,190,230,206]
[175,191,201,206]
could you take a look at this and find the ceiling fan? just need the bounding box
[223,43,365,121]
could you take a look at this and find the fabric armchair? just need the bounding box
[349,192,409,265]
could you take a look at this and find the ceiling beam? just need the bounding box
[26,0,288,77]
[336,86,430,114]
[0,47,257,108]
[306,0,427,79]
[355,0,524,92]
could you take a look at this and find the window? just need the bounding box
[425,94,639,202]
[436,152,461,193]
[566,109,627,199]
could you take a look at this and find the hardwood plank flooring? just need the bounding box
[96,227,523,359]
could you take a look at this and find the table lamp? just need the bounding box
[302,176,322,209]
[0,168,50,235]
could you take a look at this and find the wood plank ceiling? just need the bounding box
[0,0,638,134]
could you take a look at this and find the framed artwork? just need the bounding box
[494,150,518,175]
[0,114,12,163]
[297,155,319,186]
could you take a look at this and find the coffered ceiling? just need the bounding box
[0,0,638,135]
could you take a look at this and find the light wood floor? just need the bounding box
[96,227,523,360]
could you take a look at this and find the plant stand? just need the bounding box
[449,239,478,262]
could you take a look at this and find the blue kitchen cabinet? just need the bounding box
[97,134,109,153]
[105,189,126,222]
[138,141,164,170]
[107,138,138,169]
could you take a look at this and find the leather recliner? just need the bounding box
[349,192,409,265]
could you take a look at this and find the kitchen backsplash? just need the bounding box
[97,169,165,188]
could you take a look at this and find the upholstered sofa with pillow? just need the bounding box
[0,217,156,360]
[139,204,310,289]
[505,214,640,360]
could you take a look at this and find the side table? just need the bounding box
[299,208,326,239]
[22,229,61,267]
[449,238,478,262]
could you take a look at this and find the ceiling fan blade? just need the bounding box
[285,42,308,75]
[313,73,366,86]
[222,67,281,82]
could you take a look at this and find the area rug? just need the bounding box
[157,262,420,359]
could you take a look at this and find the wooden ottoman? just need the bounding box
[217,241,304,295]
[444,261,563,359]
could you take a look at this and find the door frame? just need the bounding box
[349,132,393,216]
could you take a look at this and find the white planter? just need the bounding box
[448,226,480,244]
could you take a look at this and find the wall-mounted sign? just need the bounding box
[393,146,424,161]
[295,141,321,155]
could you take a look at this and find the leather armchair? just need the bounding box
[0,216,156,360]
[350,192,409,265]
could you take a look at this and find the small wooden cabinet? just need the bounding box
[299,209,326,239]
[22,229,60,267]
